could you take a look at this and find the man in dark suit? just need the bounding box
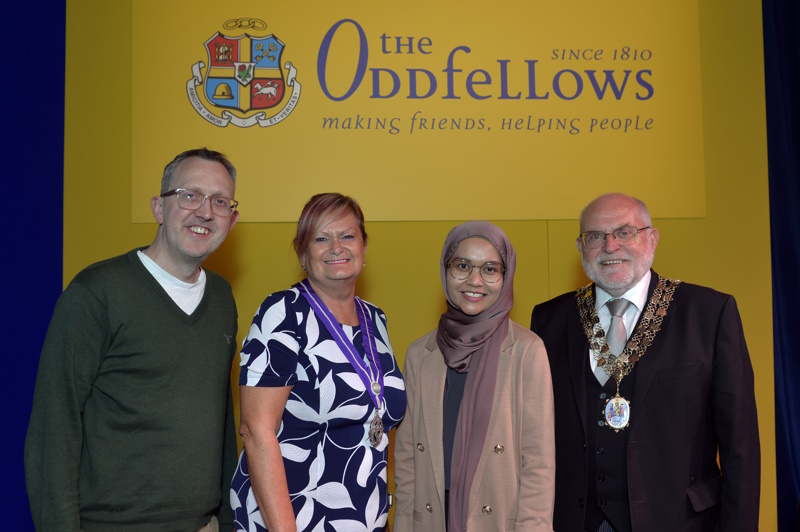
[531,193,760,532]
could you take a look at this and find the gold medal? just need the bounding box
[368,411,384,447]
[604,394,630,432]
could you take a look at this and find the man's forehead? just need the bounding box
[587,207,637,223]
[172,159,234,191]
[583,199,644,228]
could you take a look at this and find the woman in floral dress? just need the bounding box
[231,193,406,532]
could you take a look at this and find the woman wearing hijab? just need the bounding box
[231,193,406,532]
[393,220,555,532]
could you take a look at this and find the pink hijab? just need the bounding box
[436,221,516,532]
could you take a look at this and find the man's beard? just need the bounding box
[581,248,655,295]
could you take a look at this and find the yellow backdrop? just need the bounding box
[130,0,705,222]
[65,0,776,528]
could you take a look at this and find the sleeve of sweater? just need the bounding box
[25,280,110,532]
[217,312,239,530]
[216,384,238,529]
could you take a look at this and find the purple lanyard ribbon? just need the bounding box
[298,280,384,409]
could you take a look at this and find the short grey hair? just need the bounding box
[160,148,236,194]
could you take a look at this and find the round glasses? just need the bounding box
[447,260,505,283]
[579,225,650,249]
[161,188,239,217]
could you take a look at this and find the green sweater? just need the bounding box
[25,249,238,531]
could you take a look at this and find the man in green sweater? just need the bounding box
[25,148,241,531]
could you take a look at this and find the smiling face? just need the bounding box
[304,211,366,293]
[445,237,504,316]
[149,157,239,280]
[577,194,659,296]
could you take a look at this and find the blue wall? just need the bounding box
[4,2,66,529]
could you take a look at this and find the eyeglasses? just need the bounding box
[447,260,505,283]
[579,225,650,249]
[161,188,239,217]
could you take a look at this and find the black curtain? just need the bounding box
[762,0,800,529]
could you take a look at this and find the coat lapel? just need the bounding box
[420,334,448,500]
[568,287,592,436]
[629,271,668,432]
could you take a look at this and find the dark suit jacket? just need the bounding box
[530,271,760,532]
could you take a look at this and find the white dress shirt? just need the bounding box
[589,270,651,374]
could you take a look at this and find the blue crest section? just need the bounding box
[252,36,284,68]
[205,78,240,109]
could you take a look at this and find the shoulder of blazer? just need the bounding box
[651,271,734,314]
[404,329,439,367]
[507,320,543,351]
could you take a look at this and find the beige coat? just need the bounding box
[393,321,555,532]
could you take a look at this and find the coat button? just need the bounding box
[578,498,584,508]
[600,499,607,507]
[426,503,433,512]
[417,443,425,452]
[494,444,504,454]
[481,505,492,515]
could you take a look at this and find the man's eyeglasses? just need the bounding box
[447,260,505,283]
[161,188,239,217]
[579,225,650,249]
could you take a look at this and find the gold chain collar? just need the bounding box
[576,276,681,381]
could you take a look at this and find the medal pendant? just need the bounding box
[368,411,384,447]
[371,381,382,395]
[604,394,631,432]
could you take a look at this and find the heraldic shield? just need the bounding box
[203,33,286,113]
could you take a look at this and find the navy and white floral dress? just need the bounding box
[231,284,406,532]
